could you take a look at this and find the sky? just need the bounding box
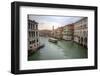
[28,15,83,30]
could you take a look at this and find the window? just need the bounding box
[36,25,38,29]
[37,39,38,42]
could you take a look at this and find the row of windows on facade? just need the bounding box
[63,31,73,34]
[74,37,87,46]
[74,24,87,30]
[28,22,38,30]
[29,39,39,44]
[76,37,87,44]
[74,31,88,37]
[28,31,39,37]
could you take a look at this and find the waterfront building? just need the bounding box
[62,24,74,40]
[54,27,63,39]
[28,19,39,52]
[74,17,88,47]
[51,26,56,37]
[51,17,88,47]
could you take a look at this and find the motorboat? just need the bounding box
[49,38,58,43]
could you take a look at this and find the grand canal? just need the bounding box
[28,37,88,61]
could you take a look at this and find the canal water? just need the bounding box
[28,37,88,61]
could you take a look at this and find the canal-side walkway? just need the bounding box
[28,37,88,61]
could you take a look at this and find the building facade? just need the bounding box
[74,17,88,47]
[51,26,63,39]
[62,24,74,40]
[55,27,63,39]
[51,26,55,37]
[28,19,39,53]
[50,17,88,47]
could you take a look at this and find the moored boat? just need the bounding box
[49,38,58,43]
[28,43,45,56]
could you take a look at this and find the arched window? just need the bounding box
[84,37,87,45]
[81,37,83,44]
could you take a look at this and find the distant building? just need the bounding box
[51,26,55,37]
[52,27,63,39]
[74,17,88,47]
[28,19,39,52]
[62,24,74,40]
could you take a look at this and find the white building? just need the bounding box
[62,24,74,40]
[28,19,39,53]
[74,17,88,47]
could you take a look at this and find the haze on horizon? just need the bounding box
[28,15,84,30]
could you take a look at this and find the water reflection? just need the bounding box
[28,37,88,61]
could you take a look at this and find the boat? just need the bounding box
[28,43,45,56]
[37,44,45,50]
[48,38,58,43]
